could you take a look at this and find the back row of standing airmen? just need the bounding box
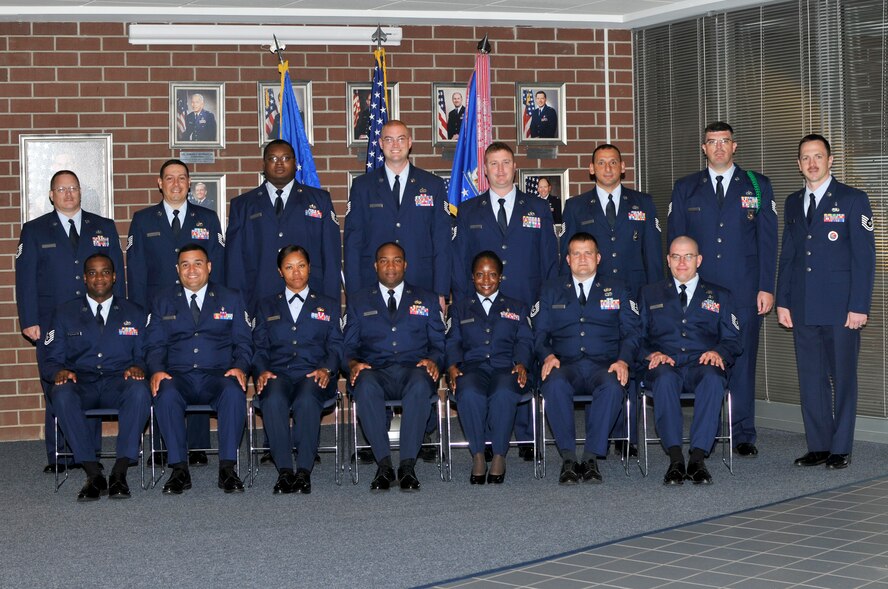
[16,120,874,489]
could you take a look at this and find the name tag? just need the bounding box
[628,211,646,221]
[146,231,161,238]
[740,196,759,209]
[522,215,541,229]
[469,224,483,229]
[649,303,664,310]
[41,243,57,249]
[415,195,434,207]
[118,327,139,336]
[580,220,594,226]
[552,304,566,310]
[311,311,330,322]
[266,315,280,322]
[687,207,701,212]
[600,298,620,310]
[249,212,262,220]
[369,203,384,209]
[66,331,82,337]
[213,310,234,320]
[363,310,378,317]
[305,208,323,219]
[701,299,720,313]
[409,304,429,316]
[500,311,519,321]
[162,315,176,320]
[824,213,845,223]
[191,228,209,240]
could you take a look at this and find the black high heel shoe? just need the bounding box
[470,469,487,484]
[486,470,505,484]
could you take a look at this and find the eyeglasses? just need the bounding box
[668,253,698,263]
[381,135,409,145]
[52,186,80,194]
[704,138,733,147]
[265,155,294,163]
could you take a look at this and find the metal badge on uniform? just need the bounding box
[92,235,110,247]
[828,230,839,242]
[213,307,234,320]
[600,298,620,310]
[701,299,720,313]
[305,204,323,219]
[824,213,845,223]
[628,210,646,221]
[522,213,541,229]
[191,227,210,240]
[633,230,639,241]
[500,310,520,321]
[311,308,331,322]
[409,303,429,316]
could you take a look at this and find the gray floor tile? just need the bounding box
[756,567,822,584]
[632,565,695,581]
[439,579,521,588]
[802,574,878,589]
[528,577,594,588]
[792,535,853,550]
[683,570,747,586]
[738,552,804,568]
[830,564,888,582]
[524,563,588,577]
[784,558,855,575]
[555,554,621,569]
[714,561,783,577]
[486,571,553,586]
[765,543,829,558]
[562,567,625,584]
[726,578,794,588]
[596,574,670,589]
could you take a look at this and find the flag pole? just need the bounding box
[371,26,388,114]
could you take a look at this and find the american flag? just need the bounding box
[176,98,187,138]
[436,89,448,140]
[365,49,389,170]
[524,176,540,197]
[264,88,279,138]
[352,89,360,128]
[522,89,534,138]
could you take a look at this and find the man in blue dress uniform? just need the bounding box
[560,144,663,454]
[777,134,875,470]
[43,254,150,501]
[146,244,252,494]
[452,142,558,459]
[16,169,125,472]
[225,139,341,311]
[183,93,217,142]
[639,236,742,485]
[536,232,641,484]
[344,243,445,492]
[530,91,558,138]
[127,159,226,465]
[667,122,777,457]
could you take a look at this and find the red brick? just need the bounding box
[58,67,102,82]
[56,36,101,52]
[171,52,218,67]
[0,22,31,35]
[79,22,125,36]
[126,52,172,67]
[0,84,32,98]
[106,67,150,82]
[10,98,55,113]
[80,52,126,67]
[0,425,41,441]
[0,53,30,67]
[9,68,55,82]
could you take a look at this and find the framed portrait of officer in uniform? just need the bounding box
[432,83,468,147]
[19,133,114,224]
[188,173,227,230]
[346,81,399,149]
[515,82,567,146]
[519,168,569,226]
[170,82,225,150]
[257,80,314,146]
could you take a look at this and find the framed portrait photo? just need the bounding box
[188,173,227,230]
[19,133,114,224]
[346,81,399,149]
[432,83,469,147]
[519,168,569,225]
[258,80,314,146]
[170,82,225,149]
[516,82,567,146]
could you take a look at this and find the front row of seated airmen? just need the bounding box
[45,229,739,501]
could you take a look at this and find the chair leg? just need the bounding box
[639,393,650,477]
[444,396,453,482]
[350,398,359,485]
[54,416,68,491]
[539,396,547,479]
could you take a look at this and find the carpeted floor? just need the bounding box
[2,425,886,589]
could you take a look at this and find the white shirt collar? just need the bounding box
[265,179,295,206]
[184,283,209,308]
[595,185,622,214]
[162,200,188,226]
[285,286,309,321]
[672,273,700,303]
[572,274,596,299]
[806,175,833,207]
[56,209,82,234]
[379,282,405,306]
[708,165,736,190]
[86,295,113,319]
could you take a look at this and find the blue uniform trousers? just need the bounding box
[454,364,522,456]
[647,363,725,452]
[793,323,860,455]
[259,375,335,472]
[154,372,245,464]
[353,364,435,463]
[541,359,624,457]
[50,376,150,464]
[730,306,760,444]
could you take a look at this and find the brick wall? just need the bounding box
[0,22,634,441]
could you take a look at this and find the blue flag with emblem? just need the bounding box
[278,61,320,188]
[447,72,479,215]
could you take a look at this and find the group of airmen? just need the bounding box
[16,118,874,501]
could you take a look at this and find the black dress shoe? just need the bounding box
[162,468,192,495]
[581,459,603,483]
[370,465,396,491]
[686,460,712,484]
[147,452,167,468]
[293,469,312,494]
[469,470,487,485]
[825,454,850,469]
[398,465,421,491]
[45,463,68,474]
[794,451,830,467]
[273,471,298,494]
[188,451,209,466]
[559,459,580,485]
[613,441,639,459]
[259,450,274,465]
[108,473,131,499]
[77,474,107,502]
[517,445,534,462]
[734,443,758,457]
[218,467,245,493]
[663,461,686,486]
[418,445,438,463]
[353,449,376,464]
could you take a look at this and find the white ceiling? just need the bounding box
[0,0,781,29]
